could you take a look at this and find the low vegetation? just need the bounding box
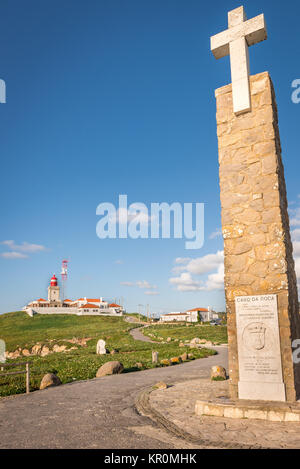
[143,323,228,345]
[0,312,216,397]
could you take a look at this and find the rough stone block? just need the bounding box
[284,412,300,422]
[267,411,285,422]
[216,72,300,402]
[244,409,268,420]
[223,406,244,419]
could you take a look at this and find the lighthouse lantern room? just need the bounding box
[48,274,60,303]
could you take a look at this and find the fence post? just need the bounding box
[26,362,30,394]
[152,351,159,363]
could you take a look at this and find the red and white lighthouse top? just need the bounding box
[50,274,57,286]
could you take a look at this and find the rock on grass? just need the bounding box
[211,365,227,381]
[96,361,124,378]
[40,373,62,390]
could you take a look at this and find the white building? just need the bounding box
[160,307,219,323]
[185,307,219,322]
[24,274,124,317]
[160,311,198,323]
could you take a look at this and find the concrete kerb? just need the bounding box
[134,385,263,449]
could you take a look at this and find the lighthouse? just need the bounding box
[48,274,60,303]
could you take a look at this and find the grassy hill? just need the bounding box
[143,323,228,344]
[0,312,216,397]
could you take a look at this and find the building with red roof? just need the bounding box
[24,275,124,317]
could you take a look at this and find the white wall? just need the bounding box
[186,311,198,322]
[160,311,198,323]
[25,307,123,317]
[160,315,188,322]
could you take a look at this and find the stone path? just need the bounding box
[129,326,154,343]
[0,347,228,448]
[147,378,300,449]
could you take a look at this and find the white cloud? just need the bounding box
[294,255,300,291]
[289,207,300,226]
[209,229,222,239]
[170,199,300,295]
[0,240,46,259]
[120,280,158,290]
[114,259,123,264]
[202,263,224,291]
[144,291,159,296]
[293,241,300,256]
[174,257,190,265]
[1,251,28,259]
[169,272,203,292]
[1,240,46,253]
[172,251,224,275]
[290,201,300,288]
[137,280,157,290]
[170,250,224,292]
[110,208,154,226]
[292,228,300,241]
[169,265,225,292]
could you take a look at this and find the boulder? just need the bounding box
[179,342,185,347]
[154,382,168,390]
[160,359,171,366]
[110,349,118,355]
[40,373,62,390]
[135,362,144,369]
[190,338,200,345]
[204,341,213,347]
[180,352,188,361]
[53,345,67,353]
[10,349,21,359]
[40,346,51,357]
[170,356,182,364]
[31,343,42,355]
[96,361,124,378]
[166,337,172,342]
[22,349,31,356]
[68,337,92,347]
[211,365,227,381]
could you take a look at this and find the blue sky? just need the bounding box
[1,0,300,315]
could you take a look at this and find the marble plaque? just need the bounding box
[235,294,286,401]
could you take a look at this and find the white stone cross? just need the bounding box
[210,6,267,115]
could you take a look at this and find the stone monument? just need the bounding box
[0,339,5,363]
[211,6,300,402]
[96,339,107,355]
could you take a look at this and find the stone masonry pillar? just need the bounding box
[216,71,300,402]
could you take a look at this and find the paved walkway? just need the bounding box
[147,378,300,449]
[0,347,227,448]
[129,326,154,343]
